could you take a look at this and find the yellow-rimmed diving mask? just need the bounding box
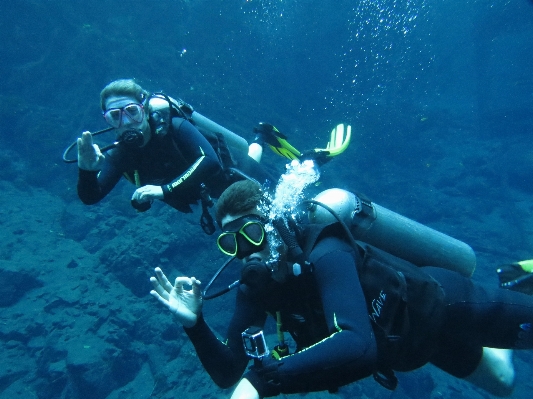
[217,215,267,259]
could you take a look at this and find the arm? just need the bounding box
[245,238,378,396]
[150,267,264,389]
[185,288,266,388]
[131,120,223,205]
[160,119,223,201]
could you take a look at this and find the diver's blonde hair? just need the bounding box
[100,79,149,110]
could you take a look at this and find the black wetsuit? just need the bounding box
[78,118,268,213]
[185,229,533,397]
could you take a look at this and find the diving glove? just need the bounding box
[272,216,306,265]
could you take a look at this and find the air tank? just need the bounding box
[308,188,476,277]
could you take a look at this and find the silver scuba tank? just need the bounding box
[190,111,249,156]
[307,188,476,277]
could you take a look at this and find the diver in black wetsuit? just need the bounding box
[150,180,533,398]
[76,79,271,219]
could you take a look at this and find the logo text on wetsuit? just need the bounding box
[369,290,386,323]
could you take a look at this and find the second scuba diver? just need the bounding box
[74,79,274,233]
[150,179,533,399]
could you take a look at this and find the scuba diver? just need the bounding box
[67,79,350,234]
[150,179,533,398]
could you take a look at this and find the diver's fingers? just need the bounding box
[92,143,103,157]
[154,267,174,293]
[150,289,171,308]
[174,276,193,294]
[150,276,169,301]
[190,277,202,296]
[80,131,93,146]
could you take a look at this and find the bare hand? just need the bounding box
[78,131,105,171]
[150,267,203,328]
[132,185,164,203]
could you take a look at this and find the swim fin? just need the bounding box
[301,123,352,166]
[497,260,533,295]
[258,123,351,165]
[254,122,301,161]
[323,123,352,157]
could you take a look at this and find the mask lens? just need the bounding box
[241,222,264,245]
[103,103,144,128]
[103,109,122,128]
[123,104,144,122]
[217,233,238,256]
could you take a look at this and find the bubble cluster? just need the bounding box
[331,0,430,116]
[259,159,320,261]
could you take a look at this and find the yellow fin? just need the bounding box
[316,124,351,157]
[267,138,301,160]
[518,259,533,273]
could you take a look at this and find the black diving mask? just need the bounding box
[217,215,267,259]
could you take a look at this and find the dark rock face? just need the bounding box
[2,1,533,398]
[0,267,43,307]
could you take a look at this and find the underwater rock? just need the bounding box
[0,265,43,307]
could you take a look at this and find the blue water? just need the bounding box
[1,0,533,398]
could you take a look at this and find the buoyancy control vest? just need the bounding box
[301,222,445,390]
[147,92,248,163]
[145,93,250,233]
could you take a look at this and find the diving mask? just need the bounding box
[217,215,267,259]
[103,103,145,128]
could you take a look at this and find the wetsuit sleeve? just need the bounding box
[184,289,266,388]
[77,153,124,205]
[245,237,378,396]
[161,119,223,200]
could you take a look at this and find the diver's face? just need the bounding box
[220,212,270,263]
[105,95,151,146]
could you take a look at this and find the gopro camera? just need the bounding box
[242,326,269,359]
